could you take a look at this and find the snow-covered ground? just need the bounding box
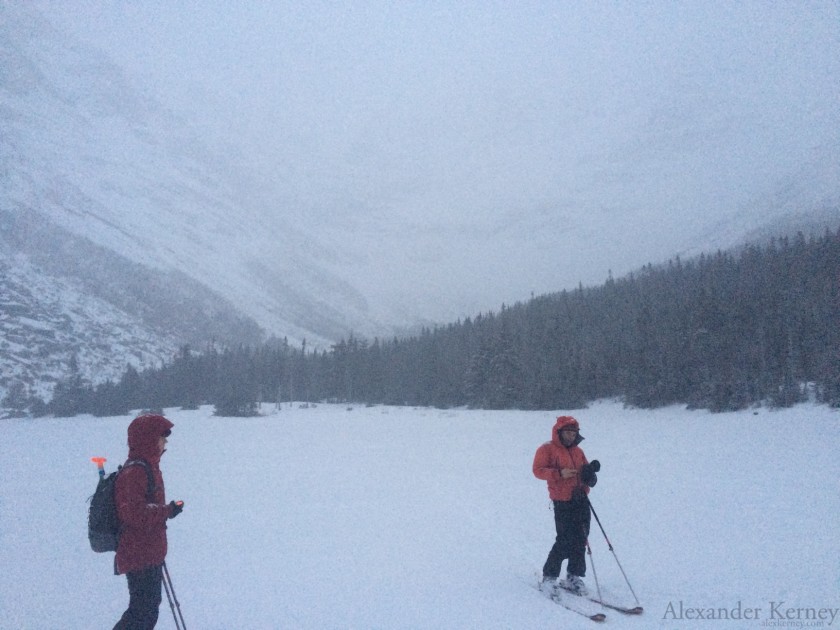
[1,400,838,629]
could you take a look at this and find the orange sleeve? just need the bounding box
[533,444,560,482]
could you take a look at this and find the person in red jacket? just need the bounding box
[113,413,184,630]
[533,415,598,596]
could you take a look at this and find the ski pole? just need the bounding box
[162,562,187,629]
[585,538,604,605]
[587,499,641,607]
[91,457,107,478]
[162,567,182,630]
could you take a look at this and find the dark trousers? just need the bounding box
[114,564,163,630]
[543,499,591,578]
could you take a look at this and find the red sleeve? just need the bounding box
[115,466,170,529]
[533,444,560,482]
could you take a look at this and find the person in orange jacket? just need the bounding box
[533,415,598,596]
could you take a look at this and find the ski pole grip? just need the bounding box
[91,457,107,477]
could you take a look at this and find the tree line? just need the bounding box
[18,228,840,417]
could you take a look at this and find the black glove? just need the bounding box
[581,460,600,487]
[168,500,184,519]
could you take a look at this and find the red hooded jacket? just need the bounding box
[115,414,174,574]
[532,416,591,502]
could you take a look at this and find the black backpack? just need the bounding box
[87,460,154,553]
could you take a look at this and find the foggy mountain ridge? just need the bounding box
[1,3,387,339]
[1,2,838,403]
[0,3,395,402]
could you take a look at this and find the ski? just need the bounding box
[556,584,643,615]
[552,597,606,623]
[590,599,643,615]
[534,582,606,622]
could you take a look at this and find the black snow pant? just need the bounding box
[114,564,163,630]
[542,499,591,579]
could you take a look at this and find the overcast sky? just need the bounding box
[30,1,840,320]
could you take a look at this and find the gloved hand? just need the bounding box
[581,460,600,486]
[168,500,184,519]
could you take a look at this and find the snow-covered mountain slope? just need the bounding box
[2,2,838,402]
[1,3,396,399]
[0,206,271,402]
[0,3,386,343]
[0,253,179,401]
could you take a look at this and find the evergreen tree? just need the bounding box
[55,227,840,416]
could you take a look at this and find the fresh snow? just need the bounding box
[1,400,838,629]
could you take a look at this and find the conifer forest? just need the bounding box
[39,230,840,417]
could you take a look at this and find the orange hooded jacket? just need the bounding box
[532,416,591,502]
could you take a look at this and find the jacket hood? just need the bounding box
[127,414,174,464]
[552,415,584,447]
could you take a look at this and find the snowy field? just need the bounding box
[1,400,838,629]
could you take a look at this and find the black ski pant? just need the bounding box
[543,499,591,579]
[114,564,163,630]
